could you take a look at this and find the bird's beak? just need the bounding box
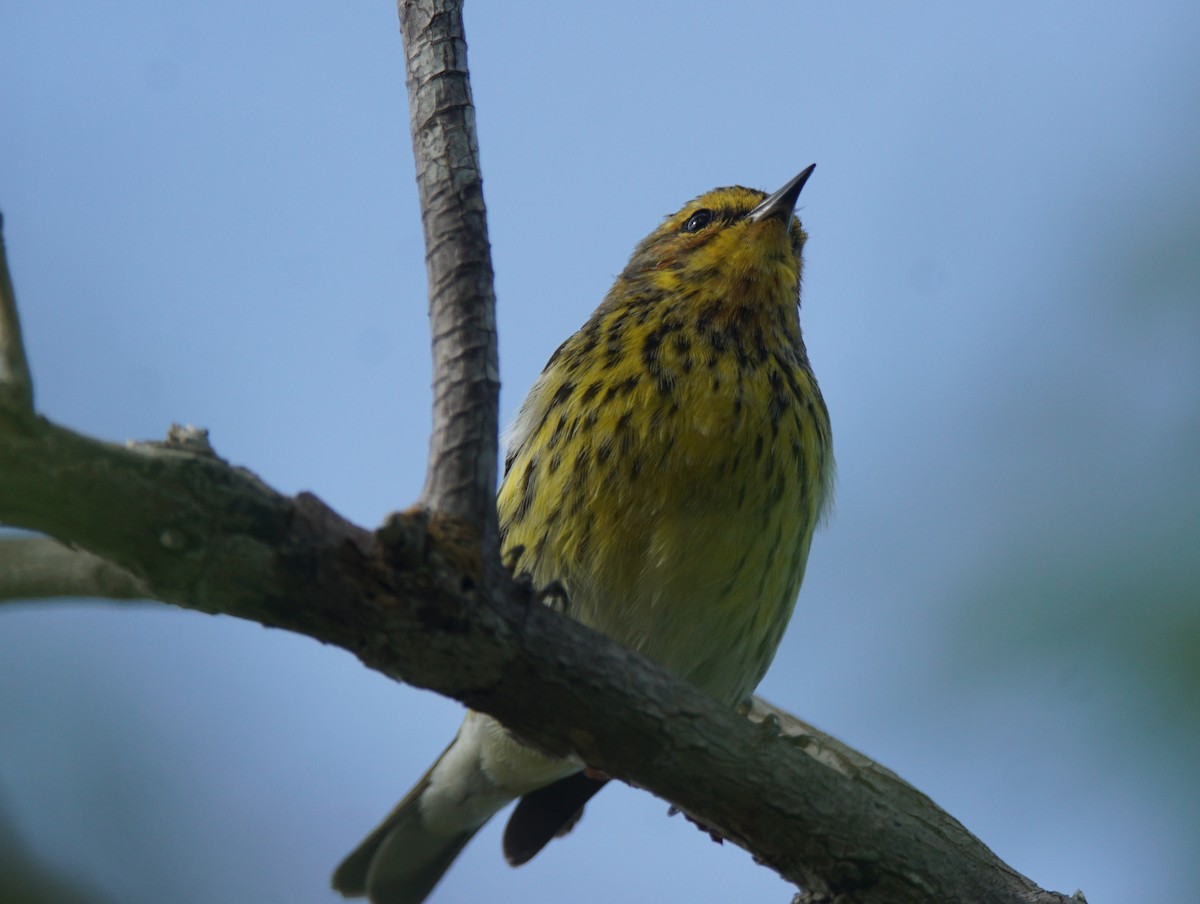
[747,164,816,227]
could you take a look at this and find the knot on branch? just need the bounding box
[136,423,224,462]
[376,506,483,594]
[164,423,219,457]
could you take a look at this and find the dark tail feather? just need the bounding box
[502,772,608,866]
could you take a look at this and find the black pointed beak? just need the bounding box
[747,164,816,226]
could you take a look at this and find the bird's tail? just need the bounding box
[331,755,481,904]
[333,713,579,904]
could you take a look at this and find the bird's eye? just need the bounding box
[682,209,714,233]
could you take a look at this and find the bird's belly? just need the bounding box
[501,355,826,706]
[560,415,816,705]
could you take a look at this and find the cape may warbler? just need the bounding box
[334,166,833,904]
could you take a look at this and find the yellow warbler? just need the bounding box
[334,166,833,904]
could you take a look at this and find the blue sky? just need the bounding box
[2,3,1198,902]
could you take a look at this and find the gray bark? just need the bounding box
[401,0,502,578]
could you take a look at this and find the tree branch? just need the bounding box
[0,213,35,413]
[400,0,501,576]
[0,536,148,602]
[0,413,1079,903]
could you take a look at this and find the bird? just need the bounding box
[333,165,833,904]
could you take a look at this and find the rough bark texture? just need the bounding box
[0,410,1081,904]
[0,2,1085,902]
[401,0,501,575]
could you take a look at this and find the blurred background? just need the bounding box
[1,2,1197,902]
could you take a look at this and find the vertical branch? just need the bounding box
[0,212,35,414]
[399,0,501,568]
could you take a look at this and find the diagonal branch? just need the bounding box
[0,414,1079,904]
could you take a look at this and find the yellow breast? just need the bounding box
[498,297,830,705]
